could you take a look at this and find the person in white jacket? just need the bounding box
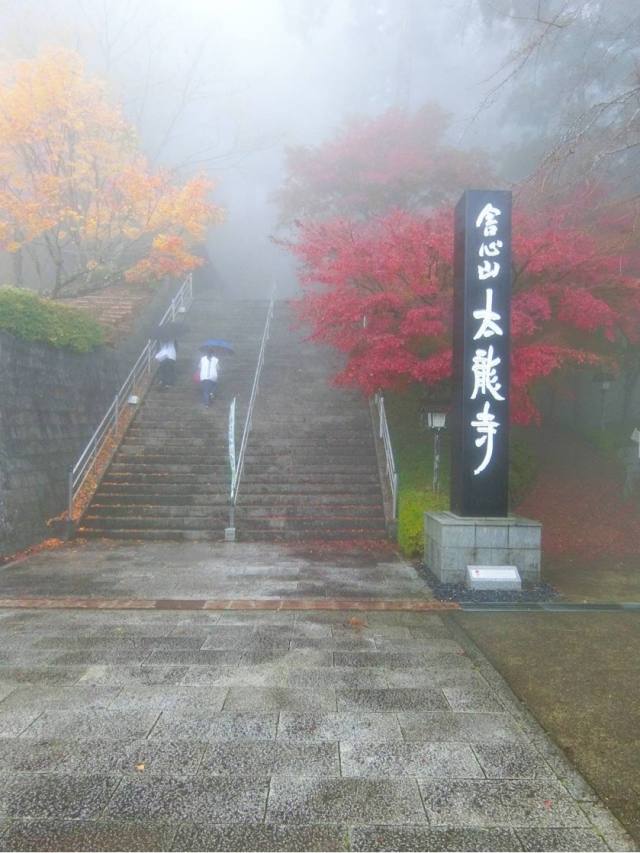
[155,340,177,387]
[199,347,219,406]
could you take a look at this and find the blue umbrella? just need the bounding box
[200,338,234,354]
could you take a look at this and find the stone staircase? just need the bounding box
[78,297,389,543]
[235,303,388,541]
[77,296,268,541]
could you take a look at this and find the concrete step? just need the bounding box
[96,490,383,504]
[77,527,218,542]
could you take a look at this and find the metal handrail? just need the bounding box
[227,288,276,537]
[67,273,193,519]
[374,392,399,520]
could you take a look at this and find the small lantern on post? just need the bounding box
[420,406,447,494]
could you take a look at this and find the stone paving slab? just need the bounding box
[266,776,427,824]
[223,686,336,712]
[173,822,349,852]
[0,774,121,820]
[336,687,449,712]
[0,603,631,851]
[106,775,269,822]
[0,818,176,852]
[149,712,278,741]
[419,778,591,828]
[277,711,404,743]
[340,741,483,779]
[397,711,525,743]
[199,740,340,778]
[350,826,523,851]
[22,709,160,741]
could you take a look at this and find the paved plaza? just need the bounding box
[0,542,633,851]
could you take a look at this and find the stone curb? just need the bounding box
[0,596,460,613]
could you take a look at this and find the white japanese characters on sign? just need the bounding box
[471,203,504,476]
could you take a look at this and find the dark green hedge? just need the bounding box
[0,287,105,352]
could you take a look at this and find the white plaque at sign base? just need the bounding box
[466,565,521,591]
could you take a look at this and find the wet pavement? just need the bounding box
[0,542,633,850]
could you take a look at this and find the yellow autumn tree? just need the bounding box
[0,49,222,296]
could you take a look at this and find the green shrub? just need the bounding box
[398,487,448,557]
[0,286,105,352]
[386,386,540,556]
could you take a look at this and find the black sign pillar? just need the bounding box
[450,190,512,517]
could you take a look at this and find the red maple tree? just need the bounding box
[290,190,640,424]
[276,103,488,223]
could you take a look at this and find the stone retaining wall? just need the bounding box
[0,277,183,558]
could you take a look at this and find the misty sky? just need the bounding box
[0,0,512,296]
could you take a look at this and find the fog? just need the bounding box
[2,0,632,297]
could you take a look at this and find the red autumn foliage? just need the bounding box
[289,191,640,424]
[276,103,488,222]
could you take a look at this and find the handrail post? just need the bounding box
[146,340,152,374]
[114,393,119,433]
[68,467,74,521]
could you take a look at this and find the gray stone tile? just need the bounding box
[285,667,388,690]
[0,666,86,684]
[149,648,333,667]
[49,650,153,665]
[0,709,43,737]
[0,774,121,819]
[201,635,291,652]
[134,636,205,650]
[146,650,248,666]
[150,712,278,741]
[290,637,376,651]
[0,684,17,703]
[126,739,207,776]
[108,686,227,715]
[291,623,334,640]
[365,612,448,630]
[200,739,339,777]
[266,776,427,824]
[333,652,428,669]
[373,638,463,654]
[443,686,506,713]
[398,712,523,743]
[350,826,522,851]
[419,779,590,827]
[247,649,333,668]
[0,819,175,851]
[33,635,137,650]
[173,822,348,852]
[336,688,448,713]
[104,775,268,821]
[0,685,122,713]
[77,665,188,685]
[0,738,133,773]
[473,744,555,779]
[340,741,483,778]
[278,712,403,743]
[23,709,160,740]
[384,669,487,689]
[217,613,295,626]
[181,666,287,688]
[223,687,335,713]
[272,741,340,777]
[516,828,608,851]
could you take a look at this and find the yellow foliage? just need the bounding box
[0,49,223,293]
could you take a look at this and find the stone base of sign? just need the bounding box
[424,511,541,585]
